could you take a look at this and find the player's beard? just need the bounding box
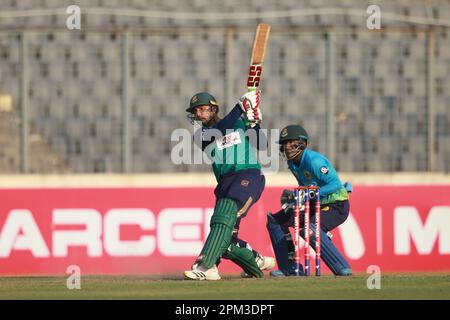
[199,113,219,127]
[187,107,218,126]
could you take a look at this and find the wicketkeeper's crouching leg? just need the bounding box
[267,210,352,277]
[300,224,352,276]
[266,211,299,276]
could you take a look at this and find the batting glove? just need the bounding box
[238,90,262,127]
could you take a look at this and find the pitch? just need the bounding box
[0,273,448,300]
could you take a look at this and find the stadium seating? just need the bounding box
[0,0,449,173]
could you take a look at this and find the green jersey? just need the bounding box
[205,118,261,182]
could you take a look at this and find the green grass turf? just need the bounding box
[0,273,448,300]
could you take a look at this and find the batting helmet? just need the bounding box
[186,92,219,113]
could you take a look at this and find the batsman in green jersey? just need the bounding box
[184,90,274,280]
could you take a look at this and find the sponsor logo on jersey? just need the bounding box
[216,132,242,150]
[304,171,312,179]
[320,166,329,174]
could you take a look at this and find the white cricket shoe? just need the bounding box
[240,255,276,278]
[184,264,221,281]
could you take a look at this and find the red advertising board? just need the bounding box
[0,186,449,275]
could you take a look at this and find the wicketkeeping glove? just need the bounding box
[280,189,296,213]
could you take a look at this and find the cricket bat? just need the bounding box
[247,23,271,91]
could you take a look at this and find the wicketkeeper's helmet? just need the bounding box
[277,124,309,144]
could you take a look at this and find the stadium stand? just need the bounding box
[0,0,449,173]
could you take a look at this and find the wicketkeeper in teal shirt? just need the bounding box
[267,124,353,277]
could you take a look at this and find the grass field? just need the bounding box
[0,273,449,300]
